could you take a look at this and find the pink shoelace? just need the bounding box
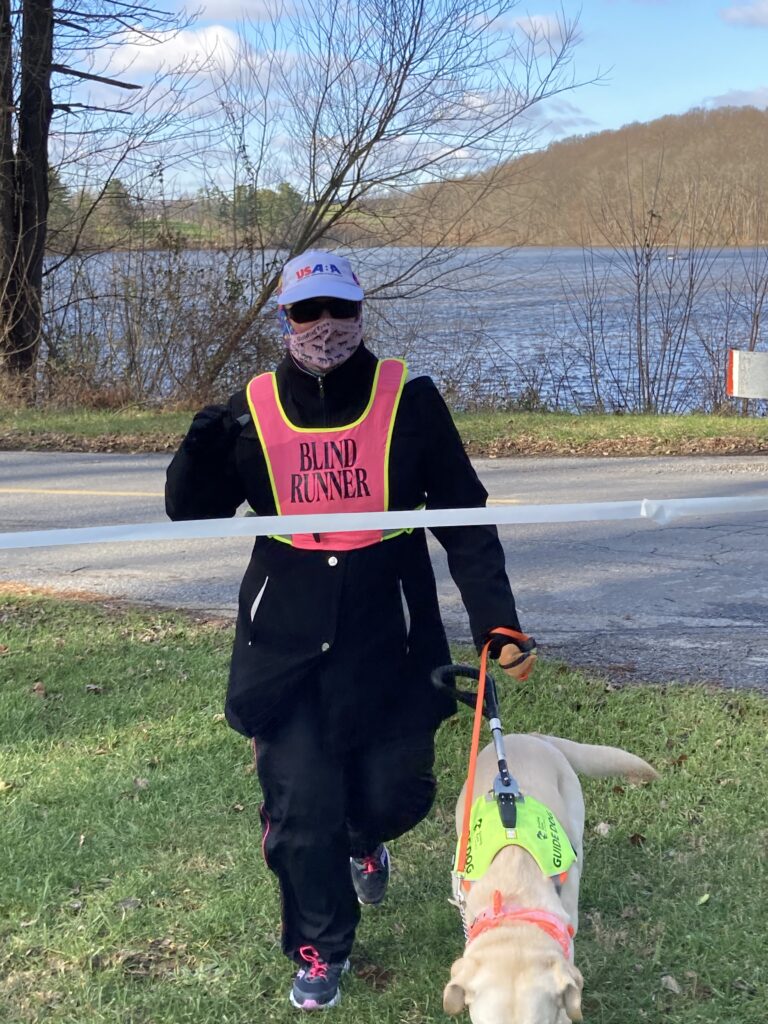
[360,854,381,875]
[298,945,329,979]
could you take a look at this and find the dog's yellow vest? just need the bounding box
[454,793,577,882]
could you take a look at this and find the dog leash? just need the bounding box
[433,634,581,958]
[433,627,536,874]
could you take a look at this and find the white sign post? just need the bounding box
[727,349,768,399]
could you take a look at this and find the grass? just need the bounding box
[1,592,766,1023]
[1,406,767,457]
[452,410,768,445]
[0,407,192,440]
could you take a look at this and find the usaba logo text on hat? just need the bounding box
[297,262,345,280]
[278,250,364,304]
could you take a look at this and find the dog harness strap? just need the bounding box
[454,793,577,881]
[467,898,575,962]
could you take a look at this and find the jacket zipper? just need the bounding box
[314,374,325,542]
[317,373,326,425]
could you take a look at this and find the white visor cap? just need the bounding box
[277,250,364,305]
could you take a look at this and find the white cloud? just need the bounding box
[464,91,495,113]
[109,25,241,79]
[548,104,599,136]
[720,1,768,26]
[510,13,568,49]
[522,97,598,136]
[704,85,768,106]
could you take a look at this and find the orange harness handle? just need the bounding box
[488,626,536,648]
[490,626,537,664]
[455,627,535,875]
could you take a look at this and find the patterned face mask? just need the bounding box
[280,308,363,373]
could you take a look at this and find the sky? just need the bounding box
[546,0,768,140]
[82,0,768,192]
[168,0,768,145]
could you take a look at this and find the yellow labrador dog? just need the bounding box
[444,733,658,1024]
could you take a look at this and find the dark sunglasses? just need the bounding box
[286,298,360,324]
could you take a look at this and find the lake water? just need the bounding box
[360,245,768,411]
[45,245,768,412]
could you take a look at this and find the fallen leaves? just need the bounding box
[685,970,714,1000]
[89,936,193,978]
[350,958,396,991]
[467,434,768,460]
[660,974,682,995]
[115,897,142,913]
[732,977,757,995]
[2,427,767,460]
[0,431,181,455]
[583,911,629,951]
[657,970,715,1001]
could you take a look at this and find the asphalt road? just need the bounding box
[1,450,767,690]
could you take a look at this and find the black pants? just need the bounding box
[254,699,437,964]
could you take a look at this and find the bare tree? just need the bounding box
[0,0,198,395]
[188,0,587,392]
[713,192,768,415]
[0,0,54,387]
[558,156,731,413]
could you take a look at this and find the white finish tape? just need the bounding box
[0,495,766,550]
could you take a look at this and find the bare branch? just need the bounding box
[50,62,141,89]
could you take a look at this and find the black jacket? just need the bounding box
[166,344,522,748]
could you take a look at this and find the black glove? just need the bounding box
[182,404,244,457]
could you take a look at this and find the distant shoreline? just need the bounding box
[45,241,768,256]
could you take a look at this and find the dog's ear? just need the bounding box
[443,957,471,1015]
[556,962,584,1022]
[443,982,466,1015]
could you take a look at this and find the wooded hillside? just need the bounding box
[340,106,768,248]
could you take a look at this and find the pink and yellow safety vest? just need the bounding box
[246,358,410,550]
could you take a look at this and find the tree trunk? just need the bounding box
[4,0,53,390]
[0,0,15,340]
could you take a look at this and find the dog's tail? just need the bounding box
[534,734,659,783]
